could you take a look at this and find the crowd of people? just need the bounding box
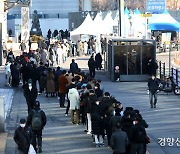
[2,32,150,154]
[6,52,150,154]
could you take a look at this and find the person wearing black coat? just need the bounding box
[147,59,158,76]
[88,56,96,78]
[121,116,133,154]
[95,53,102,70]
[20,62,30,87]
[109,110,122,134]
[91,102,104,147]
[37,62,46,94]
[99,92,115,117]
[110,123,129,154]
[23,79,38,113]
[94,83,103,98]
[28,62,38,85]
[99,92,116,146]
[14,119,35,154]
[10,62,20,87]
[130,117,147,154]
[147,75,159,108]
[7,49,15,62]
[84,90,97,134]
[26,101,47,153]
[70,59,79,75]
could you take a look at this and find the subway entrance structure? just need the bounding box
[104,37,156,81]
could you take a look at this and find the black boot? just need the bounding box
[38,146,42,153]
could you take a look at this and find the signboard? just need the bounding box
[141,14,152,17]
[166,32,171,45]
[21,7,29,42]
[81,34,89,42]
[146,0,166,13]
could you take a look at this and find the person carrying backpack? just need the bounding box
[27,101,47,153]
[130,116,147,154]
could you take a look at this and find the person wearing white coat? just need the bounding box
[5,61,11,86]
[68,86,80,125]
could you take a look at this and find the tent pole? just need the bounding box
[118,0,121,36]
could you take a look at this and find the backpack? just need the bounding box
[32,110,42,130]
[134,126,146,143]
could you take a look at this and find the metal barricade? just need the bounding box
[158,61,166,79]
[172,68,180,87]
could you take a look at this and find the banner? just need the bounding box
[146,0,166,13]
[21,7,29,42]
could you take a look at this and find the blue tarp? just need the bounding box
[149,11,180,31]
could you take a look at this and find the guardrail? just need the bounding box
[158,61,172,79]
[172,68,180,87]
[158,61,165,79]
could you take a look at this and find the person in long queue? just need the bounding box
[27,101,47,153]
[88,56,96,78]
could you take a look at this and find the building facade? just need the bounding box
[8,0,79,18]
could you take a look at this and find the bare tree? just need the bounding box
[80,0,179,12]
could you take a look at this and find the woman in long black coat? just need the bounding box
[91,102,104,147]
[95,53,102,70]
[10,62,20,87]
[23,81,38,113]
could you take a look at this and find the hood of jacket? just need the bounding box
[69,88,77,94]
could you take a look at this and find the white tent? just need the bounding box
[70,13,102,53]
[70,13,96,36]
[131,8,145,38]
[93,12,104,34]
[102,11,114,34]
[124,8,130,37]
[113,10,119,27]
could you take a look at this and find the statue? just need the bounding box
[30,10,42,36]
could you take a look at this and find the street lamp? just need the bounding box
[175,0,178,17]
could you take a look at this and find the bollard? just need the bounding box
[0,96,5,132]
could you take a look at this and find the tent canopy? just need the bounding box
[70,13,96,36]
[149,11,180,31]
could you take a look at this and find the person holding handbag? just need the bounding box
[14,119,35,154]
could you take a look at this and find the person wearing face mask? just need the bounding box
[147,75,159,108]
[14,119,35,154]
[94,83,103,98]
[130,117,147,154]
[27,101,47,153]
[23,79,38,113]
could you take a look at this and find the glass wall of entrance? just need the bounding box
[106,38,156,81]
